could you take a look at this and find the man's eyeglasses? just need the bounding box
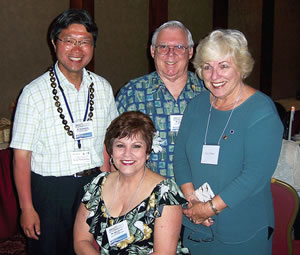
[155,44,188,55]
[57,38,93,48]
[187,226,214,242]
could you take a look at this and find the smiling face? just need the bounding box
[202,56,243,101]
[151,27,193,83]
[51,23,94,81]
[112,133,149,176]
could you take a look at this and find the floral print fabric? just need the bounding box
[82,172,190,254]
[115,71,205,179]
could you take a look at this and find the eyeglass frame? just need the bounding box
[56,37,94,48]
[154,44,189,55]
[187,226,215,242]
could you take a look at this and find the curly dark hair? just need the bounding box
[105,111,156,156]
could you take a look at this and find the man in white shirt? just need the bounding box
[10,9,118,255]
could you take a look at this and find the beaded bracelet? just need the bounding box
[208,200,219,215]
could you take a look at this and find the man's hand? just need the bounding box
[20,207,40,240]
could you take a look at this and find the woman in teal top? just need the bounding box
[173,29,283,255]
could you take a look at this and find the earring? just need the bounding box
[110,157,119,171]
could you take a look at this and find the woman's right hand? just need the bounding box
[184,199,214,226]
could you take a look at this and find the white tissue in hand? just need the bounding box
[194,182,215,202]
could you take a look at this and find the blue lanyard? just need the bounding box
[54,66,91,149]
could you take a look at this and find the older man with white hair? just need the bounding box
[116,21,205,180]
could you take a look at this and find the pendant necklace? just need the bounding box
[108,166,147,219]
[204,83,244,145]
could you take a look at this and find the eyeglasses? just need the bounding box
[57,38,93,48]
[187,226,214,242]
[155,44,188,55]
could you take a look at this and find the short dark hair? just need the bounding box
[105,111,156,156]
[49,8,98,46]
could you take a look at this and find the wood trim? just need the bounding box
[148,0,168,72]
[70,0,95,71]
[70,0,94,13]
[259,0,274,96]
[149,0,168,35]
[213,0,228,29]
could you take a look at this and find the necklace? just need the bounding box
[108,167,147,218]
[48,66,94,139]
[204,84,244,145]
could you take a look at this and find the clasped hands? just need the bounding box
[183,195,214,227]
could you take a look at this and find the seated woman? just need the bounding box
[74,111,189,254]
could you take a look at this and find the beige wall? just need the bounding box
[94,0,149,94]
[0,0,69,119]
[168,0,213,46]
[1,0,299,120]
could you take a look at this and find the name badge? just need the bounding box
[106,220,130,247]
[201,145,220,165]
[170,115,183,132]
[73,121,94,140]
[71,151,91,165]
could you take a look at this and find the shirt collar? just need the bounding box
[151,71,197,93]
[54,62,91,91]
[151,71,165,92]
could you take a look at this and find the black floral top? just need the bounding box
[82,172,190,255]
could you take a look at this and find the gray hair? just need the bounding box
[151,20,194,48]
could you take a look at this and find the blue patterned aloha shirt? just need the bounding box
[116,71,205,179]
[83,172,190,255]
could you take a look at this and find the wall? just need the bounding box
[94,0,213,95]
[272,0,300,99]
[228,0,263,90]
[94,0,149,94]
[0,0,69,119]
[0,0,299,120]
[168,0,213,46]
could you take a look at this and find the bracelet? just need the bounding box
[208,200,219,215]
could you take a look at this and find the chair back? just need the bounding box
[271,178,299,255]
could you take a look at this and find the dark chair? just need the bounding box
[271,178,299,255]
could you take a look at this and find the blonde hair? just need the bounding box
[193,29,254,80]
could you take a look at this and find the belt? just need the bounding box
[73,167,100,177]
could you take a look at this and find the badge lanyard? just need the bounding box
[202,84,244,164]
[53,67,90,149]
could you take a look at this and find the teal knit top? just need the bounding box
[174,91,283,243]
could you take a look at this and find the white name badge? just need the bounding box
[106,220,130,247]
[201,145,220,165]
[73,121,94,140]
[71,151,91,165]
[170,115,183,132]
